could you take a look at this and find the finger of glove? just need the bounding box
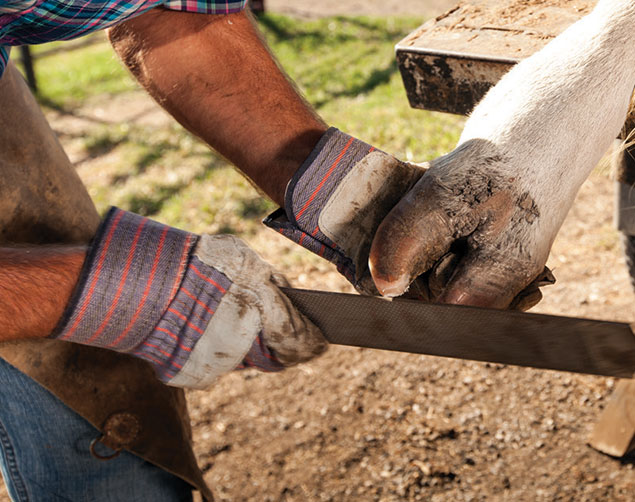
[437,251,542,309]
[196,235,327,366]
[263,283,328,366]
[369,176,459,297]
[260,280,328,367]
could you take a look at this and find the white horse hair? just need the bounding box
[433,0,635,277]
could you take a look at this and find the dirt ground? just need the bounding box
[188,176,635,502]
[3,1,635,501]
[193,3,635,501]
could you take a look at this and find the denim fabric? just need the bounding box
[0,357,193,502]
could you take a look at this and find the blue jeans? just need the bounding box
[0,358,193,502]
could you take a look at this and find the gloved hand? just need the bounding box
[265,127,426,296]
[54,207,326,389]
[265,128,553,309]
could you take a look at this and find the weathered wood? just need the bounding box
[396,0,597,115]
[589,379,635,457]
[396,51,511,116]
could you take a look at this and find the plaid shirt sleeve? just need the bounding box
[163,0,247,14]
[0,0,247,77]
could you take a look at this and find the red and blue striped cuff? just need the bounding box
[54,208,197,351]
[54,207,282,383]
[264,128,377,288]
[135,254,231,381]
[235,332,284,372]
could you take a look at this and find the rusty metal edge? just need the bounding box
[394,44,521,66]
[395,50,515,115]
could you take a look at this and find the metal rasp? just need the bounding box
[280,287,635,378]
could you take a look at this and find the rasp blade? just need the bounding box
[281,287,635,378]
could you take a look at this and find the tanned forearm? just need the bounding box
[108,9,327,206]
[0,10,323,341]
[0,247,85,341]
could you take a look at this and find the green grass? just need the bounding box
[21,14,464,233]
[29,36,137,107]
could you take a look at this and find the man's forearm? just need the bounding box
[0,9,326,345]
[108,9,327,206]
[0,210,325,384]
[0,247,85,341]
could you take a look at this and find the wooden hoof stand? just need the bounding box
[395,0,635,458]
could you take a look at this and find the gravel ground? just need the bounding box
[190,170,635,502]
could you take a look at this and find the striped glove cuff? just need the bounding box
[54,207,282,386]
[264,128,376,288]
[264,128,425,295]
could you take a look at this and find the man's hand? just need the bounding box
[266,128,553,310]
[50,208,326,388]
[264,128,427,296]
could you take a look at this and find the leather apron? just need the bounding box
[0,63,212,501]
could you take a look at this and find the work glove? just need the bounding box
[265,128,553,310]
[54,207,326,389]
[265,128,426,296]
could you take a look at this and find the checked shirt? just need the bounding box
[0,0,247,77]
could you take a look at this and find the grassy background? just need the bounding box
[26,14,463,235]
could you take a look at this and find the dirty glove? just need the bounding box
[264,128,552,309]
[265,127,426,295]
[54,207,326,389]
